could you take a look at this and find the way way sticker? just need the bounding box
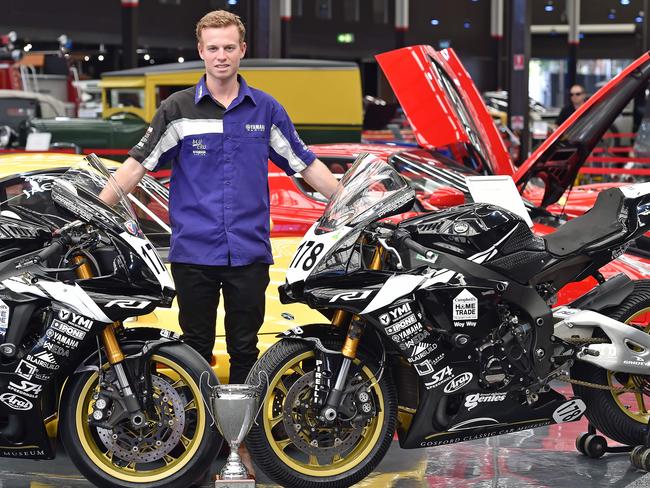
[453,289,478,321]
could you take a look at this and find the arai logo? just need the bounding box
[443,372,473,393]
[0,392,33,411]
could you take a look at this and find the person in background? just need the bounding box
[555,84,587,126]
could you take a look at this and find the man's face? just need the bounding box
[198,25,246,82]
[570,86,586,107]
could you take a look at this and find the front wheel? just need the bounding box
[571,280,650,446]
[246,337,397,488]
[60,343,222,488]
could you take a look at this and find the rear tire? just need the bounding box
[246,337,397,488]
[571,280,650,446]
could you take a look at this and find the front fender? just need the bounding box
[73,326,182,375]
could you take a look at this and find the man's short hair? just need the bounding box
[196,10,246,43]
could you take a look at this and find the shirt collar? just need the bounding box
[194,74,257,106]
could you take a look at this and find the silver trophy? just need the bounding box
[212,383,260,487]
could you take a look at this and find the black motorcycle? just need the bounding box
[0,154,221,487]
[247,152,650,487]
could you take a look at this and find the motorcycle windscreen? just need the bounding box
[376,45,513,177]
[514,53,650,208]
[285,153,414,285]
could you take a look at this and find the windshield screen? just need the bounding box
[318,153,411,233]
[52,154,141,235]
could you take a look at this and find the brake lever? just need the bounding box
[34,258,86,274]
[377,237,404,270]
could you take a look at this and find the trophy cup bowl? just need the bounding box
[212,383,260,487]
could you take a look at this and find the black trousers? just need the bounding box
[170,262,270,384]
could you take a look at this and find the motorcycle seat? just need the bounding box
[544,187,627,257]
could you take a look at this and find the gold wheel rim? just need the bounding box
[262,350,385,477]
[75,355,206,483]
[608,307,650,423]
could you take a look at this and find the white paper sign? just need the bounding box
[465,175,533,227]
[25,132,52,151]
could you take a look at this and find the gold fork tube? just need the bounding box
[340,245,384,359]
[72,255,125,364]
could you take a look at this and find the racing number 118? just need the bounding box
[290,240,325,271]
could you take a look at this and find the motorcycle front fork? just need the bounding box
[320,246,383,421]
[73,256,146,428]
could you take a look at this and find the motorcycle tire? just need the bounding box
[571,279,650,446]
[60,342,222,488]
[246,336,397,488]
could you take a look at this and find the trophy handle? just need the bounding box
[251,370,269,427]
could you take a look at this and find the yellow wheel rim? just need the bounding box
[608,307,650,423]
[75,355,206,483]
[262,351,385,477]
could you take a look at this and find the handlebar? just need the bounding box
[390,228,437,260]
[34,236,69,264]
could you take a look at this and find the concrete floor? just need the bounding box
[0,416,646,488]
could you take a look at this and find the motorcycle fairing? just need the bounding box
[400,389,585,449]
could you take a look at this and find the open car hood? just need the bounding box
[515,52,650,207]
[377,45,650,207]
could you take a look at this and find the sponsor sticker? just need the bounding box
[464,392,507,411]
[51,320,86,340]
[385,314,418,335]
[424,366,453,390]
[0,298,9,331]
[453,289,478,321]
[397,331,430,350]
[27,351,59,370]
[443,372,473,393]
[390,323,424,342]
[408,342,438,363]
[8,380,42,398]
[42,341,70,357]
[44,329,79,348]
[454,320,477,328]
[0,392,33,411]
[15,360,37,381]
[58,310,94,330]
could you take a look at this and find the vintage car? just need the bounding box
[0,152,324,382]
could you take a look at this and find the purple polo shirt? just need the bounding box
[129,75,316,266]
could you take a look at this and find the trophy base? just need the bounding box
[214,476,256,487]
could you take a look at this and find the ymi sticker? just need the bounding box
[453,289,478,321]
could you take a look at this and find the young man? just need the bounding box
[107,9,338,475]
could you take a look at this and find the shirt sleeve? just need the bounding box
[128,100,181,171]
[268,102,316,176]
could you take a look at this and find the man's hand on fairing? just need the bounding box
[301,158,339,200]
